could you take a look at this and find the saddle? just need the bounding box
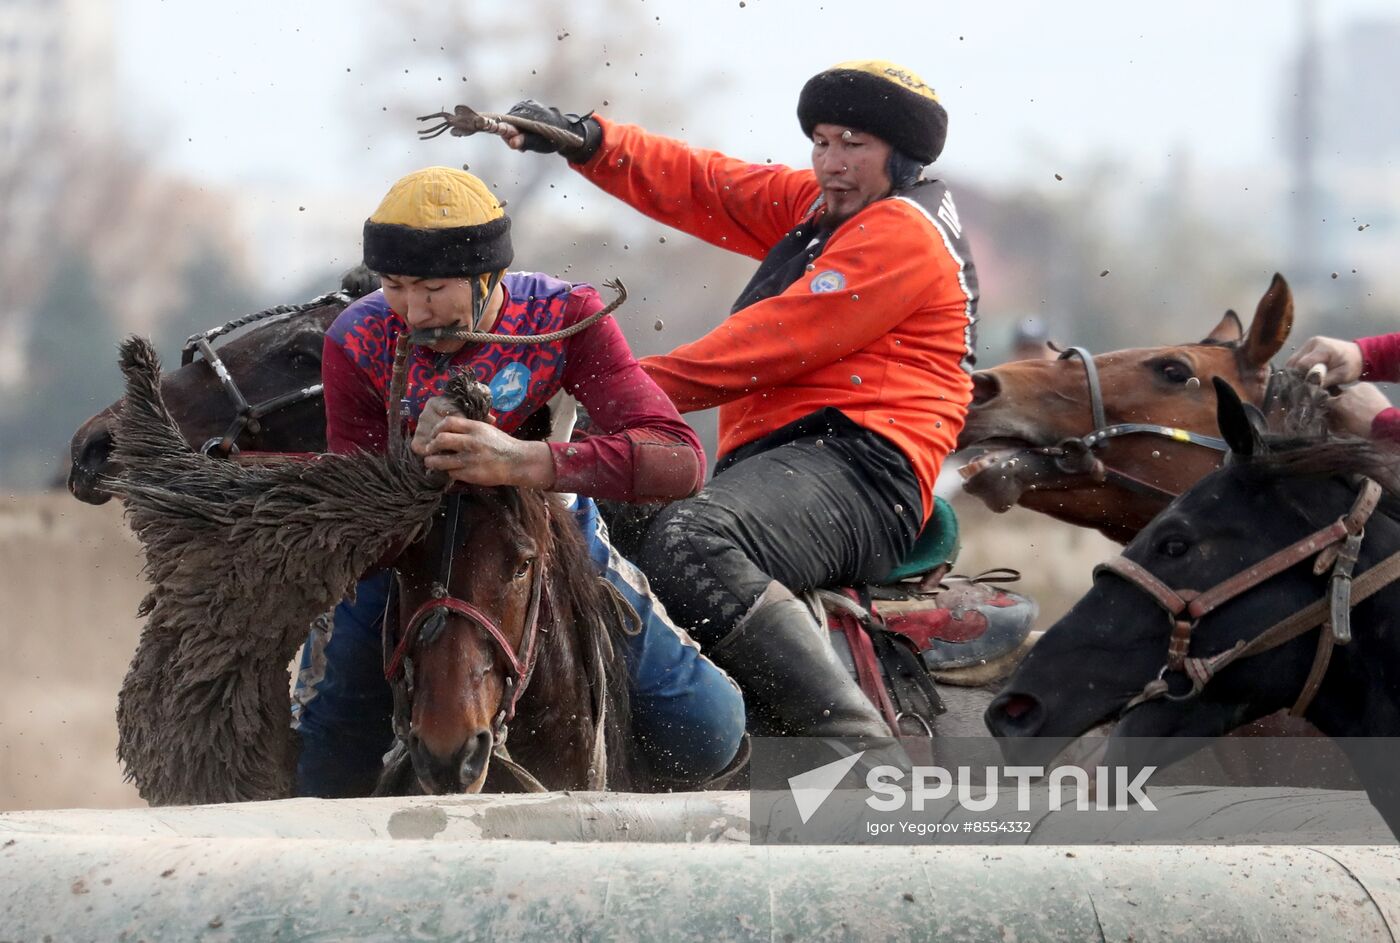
[809,496,1038,738]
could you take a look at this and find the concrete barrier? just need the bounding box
[2,794,1399,941]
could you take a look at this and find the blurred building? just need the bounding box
[1276,9,1400,309]
[0,0,117,385]
[1321,16,1400,304]
[0,0,263,400]
[0,0,116,156]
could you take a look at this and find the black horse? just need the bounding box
[66,267,377,504]
[987,378,1400,834]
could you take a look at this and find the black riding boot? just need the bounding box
[709,581,892,739]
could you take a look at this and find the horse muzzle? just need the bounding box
[409,729,493,794]
[68,417,119,505]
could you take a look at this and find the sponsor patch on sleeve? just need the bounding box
[810,270,847,293]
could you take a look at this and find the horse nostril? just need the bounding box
[458,730,493,788]
[69,429,117,504]
[987,691,1045,737]
[77,429,116,476]
[1001,694,1036,719]
[970,372,1001,407]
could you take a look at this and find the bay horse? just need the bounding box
[108,337,640,802]
[958,274,1301,543]
[373,377,642,795]
[986,378,1400,834]
[66,267,378,505]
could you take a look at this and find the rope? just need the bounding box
[387,334,411,455]
[409,278,627,347]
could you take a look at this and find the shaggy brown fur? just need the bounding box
[110,336,446,804]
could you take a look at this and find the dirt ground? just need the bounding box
[0,489,1116,812]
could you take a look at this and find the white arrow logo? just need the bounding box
[787,750,867,824]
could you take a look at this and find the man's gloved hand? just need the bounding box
[504,100,603,164]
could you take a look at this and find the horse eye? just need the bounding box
[1155,360,1193,384]
[288,344,321,369]
[512,558,535,580]
[1157,537,1190,558]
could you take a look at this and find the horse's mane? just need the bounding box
[533,493,637,788]
[1240,417,1400,527]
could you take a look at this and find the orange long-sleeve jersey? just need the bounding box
[574,117,978,523]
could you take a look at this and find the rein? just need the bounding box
[1100,478,1400,717]
[179,289,350,457]
[384,495,548,744]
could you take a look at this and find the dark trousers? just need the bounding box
[636,409,922,645]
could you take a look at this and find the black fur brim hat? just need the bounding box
[797,60,948,164]
[362,167,513,278]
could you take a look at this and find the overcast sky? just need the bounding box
[113,0,1399,194]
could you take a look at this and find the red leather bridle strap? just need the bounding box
[385,561,546,733]
[388,598,525,683]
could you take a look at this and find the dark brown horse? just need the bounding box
[371,376,640,795]
[986,380,1400,834]
[958,274,1300,543]
[377,483,640,795]
[67,268,377,504]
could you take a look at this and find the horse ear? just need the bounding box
[1214,376,1261,458]
[1239,273,1294,370]
[1202,309,1244,344]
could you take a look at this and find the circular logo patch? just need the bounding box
[810,270,847,293]
[488,362,533,413]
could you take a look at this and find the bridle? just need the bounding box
[1098,477,1400,717]
[383,492,546,744]
[179,290,349,457]
[1048,345,1231,505]
[381,491,551,793]
[379,490,620,793]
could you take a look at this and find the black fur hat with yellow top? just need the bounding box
[362,167,513,279]
[797,60,948,164]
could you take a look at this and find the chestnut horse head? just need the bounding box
[958,274,1309,543]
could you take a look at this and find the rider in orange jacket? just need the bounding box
[489,61,978,738]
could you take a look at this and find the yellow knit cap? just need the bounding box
[369,167,504,229]
[363,167,513,277]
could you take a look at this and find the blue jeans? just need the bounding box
[293,496,746,797]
